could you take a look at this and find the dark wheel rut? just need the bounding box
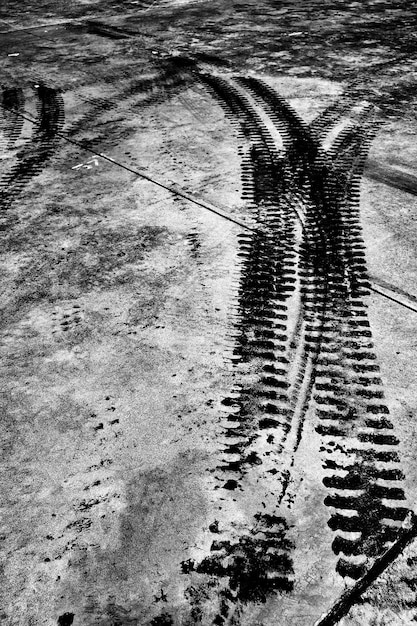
[175,74,409,624]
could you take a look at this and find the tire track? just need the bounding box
[304,110,409,580]
[0,84,64,220]
[1,87,25,149]
[176,75,410,625]
[180,74,297,624]
[233,77,409,581]
[234,76,330,464]
[3,64,409,617]
[180,72,359,622]
[63,57,195,147]
[314,122,409,580]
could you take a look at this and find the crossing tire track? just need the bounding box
[308,80,366,141]
[232,76,409,580]
[180,76,410,626]
[234,75,332,454]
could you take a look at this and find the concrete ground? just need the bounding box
[1,1,417,625]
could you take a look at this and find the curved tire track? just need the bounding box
[178,74,409,625]
[1,87,25,149]
[182,73,298,624]
[232,76,408,580]
[0,84,64,219]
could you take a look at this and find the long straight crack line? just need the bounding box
[0,103,260,234]
[369,284,417,314]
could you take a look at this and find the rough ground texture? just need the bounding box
[0,1,417,625]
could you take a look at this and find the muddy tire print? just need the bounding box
[175,75,409,624]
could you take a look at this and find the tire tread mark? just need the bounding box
[235,77,408,581]
[182,73,296,624]
[0,84,64,220]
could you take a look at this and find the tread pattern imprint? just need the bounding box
[177,74,409,625]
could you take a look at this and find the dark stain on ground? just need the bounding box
[57,613,74,626]
[59,451,209,625]
[149,614,174,626]
[1,224,169,328]
[86,20,133,39]
[365,160,417,196]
